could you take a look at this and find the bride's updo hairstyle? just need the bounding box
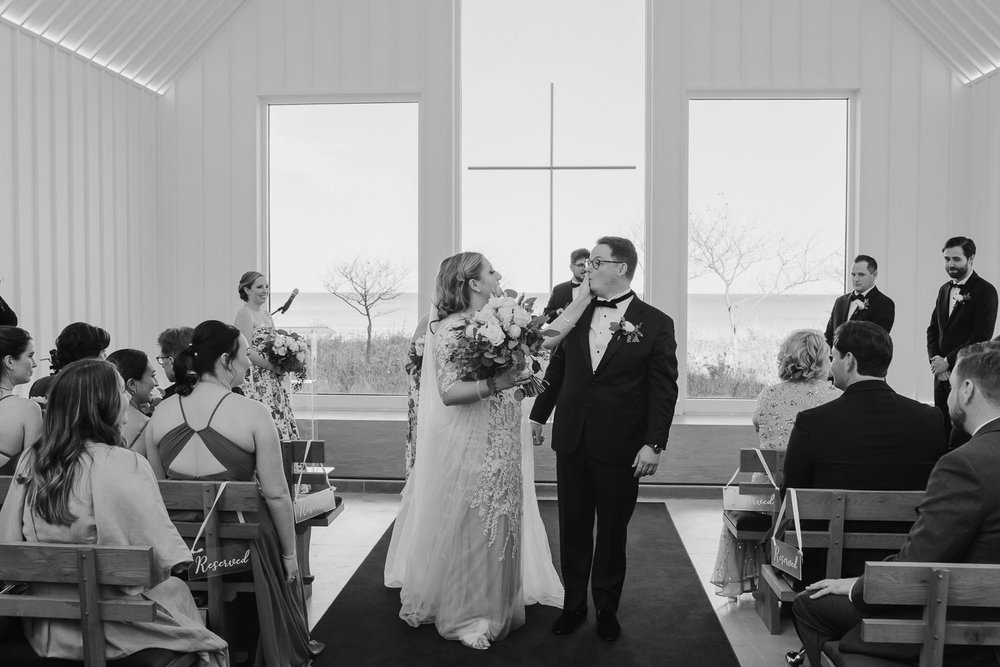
[238,271,265,301]
[433,252,486,322]
[172,320,242,397]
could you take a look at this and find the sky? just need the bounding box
[268,0,847,297]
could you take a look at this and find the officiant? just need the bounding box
[543,248,590,323]
[823,255,895,348]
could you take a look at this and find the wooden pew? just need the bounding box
[723,448,784,542]
[757,489,924,635]
[0,542,196,667]
[156,479,261,644]
[820,561,1000,667]
[280,440,345,599]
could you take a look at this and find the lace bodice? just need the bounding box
[754,379,841,449]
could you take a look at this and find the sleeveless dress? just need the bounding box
[157,394,311,667]
[386,313,525,645]
[246,326,299,441]
[0,394,20,474]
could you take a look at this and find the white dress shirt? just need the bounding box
[949,275,970,316]
[589,289,634,373]
[847,286,875,320]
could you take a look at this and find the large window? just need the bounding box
[461,0,645,298]
[267,102,419,396]
[687,99,849,400]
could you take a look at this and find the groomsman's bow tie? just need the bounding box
[849,292,865,302]
[593,291,634,308]
[571,282,581,287]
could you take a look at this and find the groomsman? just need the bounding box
[823,255,894,348]
[543,248,590,323]
[927,236,998,447]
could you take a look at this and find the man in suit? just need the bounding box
[928,236,998,447]
[792,342,1000,667]
[530,236,678,641]
[783,320,948,583]
[823,255,894,348]
[543,248,590,323]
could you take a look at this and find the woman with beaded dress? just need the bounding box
[710,330,841,598]
[234,272,299,440]
[384,252,534,651]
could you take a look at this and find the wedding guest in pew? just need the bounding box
[107,348,159,453]
[29,321,110,401]
[782,320,947,585]
[157,326,194,399]
[144,320,323,666]
[0,358,228,666]
[0,326,42,474]
[793,342,1000,667]
[711,330,840,598]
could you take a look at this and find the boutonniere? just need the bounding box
[954,292,973,307]
[855,298,869,312]
[609,318,643,343]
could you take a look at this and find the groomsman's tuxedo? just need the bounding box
[823,286,895,347]
[531,291,678,614]
[793,417,1000,666]
[926,271,998,441]
[543,280,580,323]
[782,380,947,584]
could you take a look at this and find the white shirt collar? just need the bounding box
[953,273,972,287]
[854,286,875,297]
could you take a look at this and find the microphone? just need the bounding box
[272,288,299,315]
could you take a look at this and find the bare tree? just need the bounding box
[323,257,409,361]
[688,200,840,361]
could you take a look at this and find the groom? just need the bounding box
[530,236,678,641]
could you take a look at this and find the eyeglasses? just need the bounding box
[586,258,626,270]
[155,355,173,366]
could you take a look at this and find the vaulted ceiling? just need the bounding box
[885,0,1000,84]
[2,0,1000,93]
[0,0,247,94]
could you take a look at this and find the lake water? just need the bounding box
[270,290,839,340]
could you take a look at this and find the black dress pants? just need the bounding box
[936,378,973,448]
[556,450,639,613]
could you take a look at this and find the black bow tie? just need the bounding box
[593,291,634,309]
[849,292,865,302]
[571,282,581,288]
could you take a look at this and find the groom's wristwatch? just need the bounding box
[650,443,665,454]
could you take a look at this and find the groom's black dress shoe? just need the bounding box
[596,609,621,641]
[551,608,587,635]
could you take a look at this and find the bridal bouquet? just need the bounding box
[258,329,309,391]
[452,290,554,397]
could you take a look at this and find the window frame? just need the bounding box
[678,90,858,416]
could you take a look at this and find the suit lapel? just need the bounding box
[594,298,645,376]
[577,303,596,371]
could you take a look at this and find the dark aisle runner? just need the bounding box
[310,501,740,667]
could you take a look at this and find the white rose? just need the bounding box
[474,309,491,324]
[295,351,306,362]
[512,308,531,327]
[508,324,521,339]
[622,321,636,333]
[481,323,506,347]
[275,345,288,356]
[465,324,476,339]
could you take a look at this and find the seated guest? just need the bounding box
[0,326,42,473]
[144,320,323,665]
[543,248,589,322]
[29,322,110,400]
[793,342,1000,666]
[782,320,948,584]
[106,349,158,452]
[156,326,194,398]
[0,359,228,665]
[711,330,840,598]
[753,329,842,449]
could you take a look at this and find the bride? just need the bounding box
[383,251,561,650]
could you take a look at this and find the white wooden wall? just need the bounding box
[0,23,159,379]
[648,0,971,403]
[156,0,456,331]
[963,73,1000,282]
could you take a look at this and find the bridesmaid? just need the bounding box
[234,271,299,440]
[106,348,158,452]
[0,326,42,474]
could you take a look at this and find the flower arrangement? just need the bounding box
[258,329,309,391]
[609,317,643,343]
[451,290,555,397]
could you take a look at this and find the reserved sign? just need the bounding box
[188,543,253,580]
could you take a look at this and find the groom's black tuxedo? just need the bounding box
[823,286,895,347]
[531,295,678,613]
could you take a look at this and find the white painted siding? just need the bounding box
[0,22,158,380]
[156,0,457,332]
[648,0,970,403]
[962,73,1000,290]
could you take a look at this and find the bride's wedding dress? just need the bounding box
[384,312,562,646]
